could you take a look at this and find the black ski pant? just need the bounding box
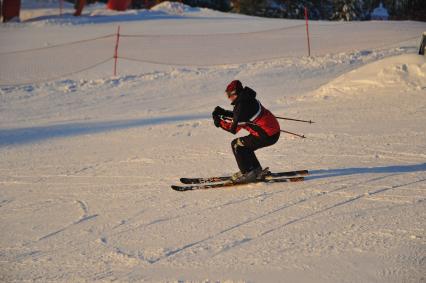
[231,132,280,174]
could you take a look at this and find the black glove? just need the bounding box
[212,106,227,117]
[212,114,221,128]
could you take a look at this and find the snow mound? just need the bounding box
[316,54,426,97]
[19,1,207,26]
[150,1,200,15]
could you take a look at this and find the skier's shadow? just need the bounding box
[307,163,426,180]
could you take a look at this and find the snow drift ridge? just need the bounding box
[316,54,426,97]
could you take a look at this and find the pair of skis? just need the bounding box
[171,169,308,191]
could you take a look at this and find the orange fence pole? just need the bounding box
[304,7,311,57]
[113,26,121,76]
[59,0,63,16]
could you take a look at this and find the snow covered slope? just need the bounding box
[0,2,425,282]
[317,53,426,97]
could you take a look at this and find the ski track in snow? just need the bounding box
[34,200,98,242]
[1,2,425,282]
[123,174,425,266]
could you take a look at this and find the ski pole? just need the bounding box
[219,114,314,124]
[280,130,306,139]
[275,116,314,124]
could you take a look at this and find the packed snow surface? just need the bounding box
[0,2,425,282]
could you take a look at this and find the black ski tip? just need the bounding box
[179,178,191,184]
[180,176,228,184]
[171,185,191,192]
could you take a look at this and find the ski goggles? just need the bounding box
[225,89,237,97]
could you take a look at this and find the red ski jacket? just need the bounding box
[219,87,280,138]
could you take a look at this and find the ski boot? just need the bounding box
[232,167,263,184]
[231,171,243,182]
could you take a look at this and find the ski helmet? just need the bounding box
[225,80,243,96]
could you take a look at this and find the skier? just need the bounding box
[212,80,281,183]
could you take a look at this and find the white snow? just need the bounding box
[0,2,425,282]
